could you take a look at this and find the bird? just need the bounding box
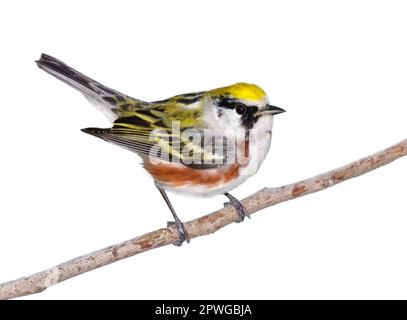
[36,54,285,246]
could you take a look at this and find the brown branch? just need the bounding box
[1,139,406,300]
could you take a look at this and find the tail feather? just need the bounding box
[81,127,112,138]
[36,54,144,121]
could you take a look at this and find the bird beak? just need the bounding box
[256,105,286,116]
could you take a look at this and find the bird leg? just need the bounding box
[224,192,250,222]
[155,182,190,246]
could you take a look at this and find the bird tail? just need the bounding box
[36,54,139,121]
[80,127,111,138]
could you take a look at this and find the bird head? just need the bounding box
[207,82,285,130]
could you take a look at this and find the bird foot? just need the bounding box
[167,219,190,246]
[224,193,250,222]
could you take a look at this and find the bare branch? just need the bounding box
[1,139,406,300]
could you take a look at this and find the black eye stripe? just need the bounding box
[216,97,260,124]
[217,98,255,110]
[250,106,259,114]
[216,98,236,109]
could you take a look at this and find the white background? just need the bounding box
[0,0,406,299]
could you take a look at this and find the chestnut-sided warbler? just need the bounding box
[36,54,285,245]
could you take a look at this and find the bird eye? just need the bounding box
[235,103,247,115]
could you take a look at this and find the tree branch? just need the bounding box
[1,139,406,300]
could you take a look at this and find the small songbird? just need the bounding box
[36,54,285,245]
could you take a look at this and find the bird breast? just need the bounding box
[147,115,274,197]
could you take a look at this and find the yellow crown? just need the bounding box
[209,82,267,102]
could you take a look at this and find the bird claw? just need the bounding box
[167,219,190,246]
[224,193,250,222]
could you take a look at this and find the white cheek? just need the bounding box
[219,109,241,130]
[206,107,241,132]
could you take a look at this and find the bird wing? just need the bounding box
[82,108,231,169]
